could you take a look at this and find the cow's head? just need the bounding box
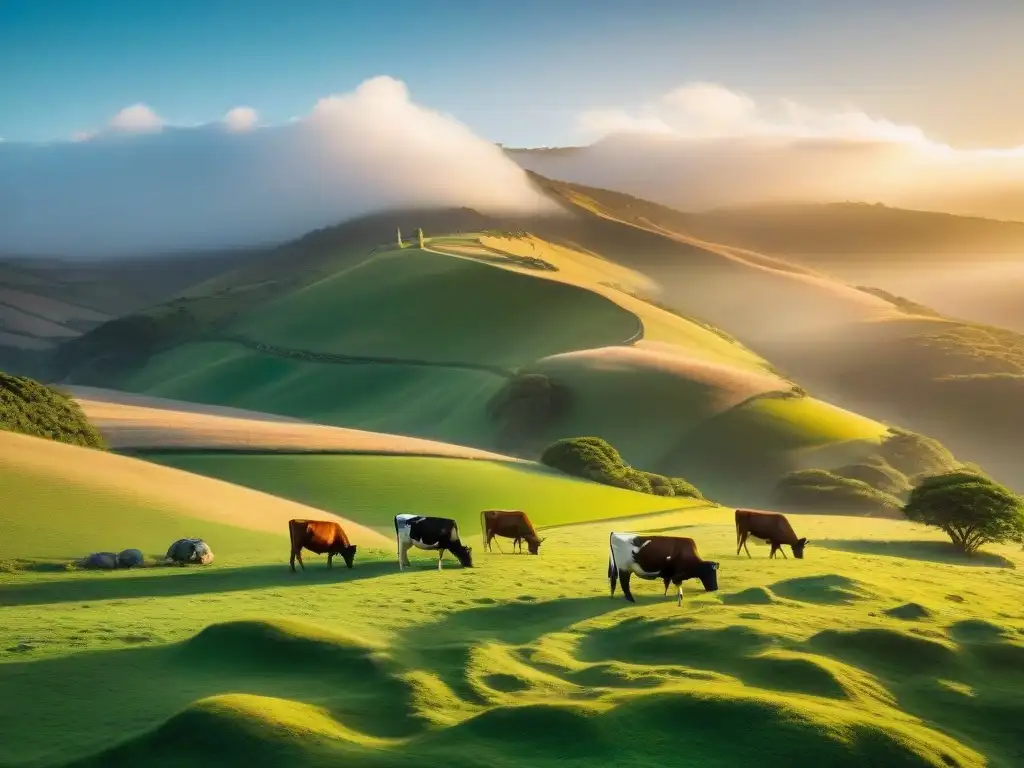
[792,538,808,559]
[341,544,358,569]
[697,561,720,592]
[526,536,546,555]
[454,544,474,568]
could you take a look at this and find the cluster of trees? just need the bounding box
[541,436,703,500]
[0,372,105,449]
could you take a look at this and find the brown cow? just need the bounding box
[288,519,358,572]
[608,532,720,606]
[480,509,546,554]
[735,508,808,559]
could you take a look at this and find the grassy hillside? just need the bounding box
[72,386,519,460]
[2,505,1021,766]
[138,452,691,535]
[0,371,105,448]
[0,429,389,567]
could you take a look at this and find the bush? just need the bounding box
[904,471,1024,555]
[540,436,703,500]
[773,469,902,515]
[0,372,105,449]
[832,459,911,496]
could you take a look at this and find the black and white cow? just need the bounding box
[608,532,719,606]
[394,514,474,571]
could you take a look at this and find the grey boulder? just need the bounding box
[118,548,145,568]
[83,552,118,570]
[165,538,214,565]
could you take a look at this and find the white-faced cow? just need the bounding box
[480,509,546,554]
[735,508,808,559]
[394,514,474,571]
[608,532,720,606]
[288,519,358,571]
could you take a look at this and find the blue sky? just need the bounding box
[2,0,1022,147]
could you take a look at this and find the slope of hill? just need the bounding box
[0,429,390,566]
[71,385,521,461]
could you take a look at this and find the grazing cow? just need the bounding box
[608,532,719,606]
[395,514,473,570]
[288,519,358,572]
[480,509,546,554]
[735,508,808,559]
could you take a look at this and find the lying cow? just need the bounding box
[480,509,546,554]
[288,519,358,571]
[608,532,719,606]
[395,514,473,570]
[735,508,808,559]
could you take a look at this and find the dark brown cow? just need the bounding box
[608,532,720,606]
[288,519,358,572]
[735,508,808,559]
[479,509,546,554]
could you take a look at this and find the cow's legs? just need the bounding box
[437,549,445,571]
[780,546,788,559]
[676,583,683,607]
[398,540,412,570]
[618,571,635,603]
[290,547,303,572]
[609,566,617,596]
[769,543,777,559]
[327,552,334,569]
[741,533,753,558]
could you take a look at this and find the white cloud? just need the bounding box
[0,76,554,256]
[518,82,1024,219]
[108,103,164,133]
[222,106,258,132]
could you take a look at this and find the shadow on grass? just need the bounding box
[397,595,629,703]
[0,559,404,607]
[818,539,1015,569]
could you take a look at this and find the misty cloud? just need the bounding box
[519,83,1024,220]
[0,77,554,257]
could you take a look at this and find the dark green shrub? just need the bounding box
[540,436,704,500]
[0,372,105,449]
[904,471,1024,555]
[668,477,704,500]
[874,427,958,479]
[833,458,911,496]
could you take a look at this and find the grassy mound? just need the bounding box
[0,371,105,448]
[232,245,641,367]
[0,430,389,566]
[140,452,692,534]
[503,344,789,465]
[773,469,904,517]
[661,393,889,502]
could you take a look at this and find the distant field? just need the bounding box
[72,386,519,461]
[1,503,1021,767]
[140,452,690,534]
[0,431,390,565]
[114,341,506,447]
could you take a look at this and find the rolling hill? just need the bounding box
[47,215,925,508]
[0,429,390,567]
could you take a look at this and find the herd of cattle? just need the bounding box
[288,507,809,606]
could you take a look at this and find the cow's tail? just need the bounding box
[479,510,487,551]
[608,532,617,596]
